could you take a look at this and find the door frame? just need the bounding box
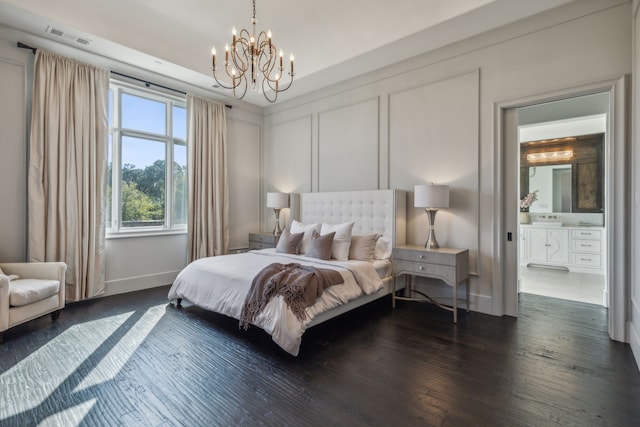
[494,75,629,342]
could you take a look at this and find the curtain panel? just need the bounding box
[28,50,108,301]
[186,95,229,261]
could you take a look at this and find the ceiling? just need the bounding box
[0,0,575,107]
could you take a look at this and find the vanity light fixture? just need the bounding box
[414,184,450,250]
[526,150,573,162]
[266,192,289,236]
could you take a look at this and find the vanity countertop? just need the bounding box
[521,223,604,228]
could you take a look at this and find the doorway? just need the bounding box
[517,93,608,306]
[497,76,628,342]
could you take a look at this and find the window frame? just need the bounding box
[107,80,187,237]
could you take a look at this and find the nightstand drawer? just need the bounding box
[249,241,275,250]
[249,233,278,244]
[392,259,456,282]
[392,247,457,266]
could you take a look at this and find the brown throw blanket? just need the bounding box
[239,263,344,330]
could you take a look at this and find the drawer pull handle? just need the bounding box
[419,254,424,259]
[581,258,591,261]
[419,266,424,270]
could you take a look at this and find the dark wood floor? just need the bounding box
[1,287,639,427]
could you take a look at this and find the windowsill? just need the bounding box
[106,229,187,240]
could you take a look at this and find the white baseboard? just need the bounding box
[104,270,180,297]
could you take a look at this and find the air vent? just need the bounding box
[45,26,91,46]
[47,26,64,37]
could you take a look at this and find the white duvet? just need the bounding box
[167,249,383,356]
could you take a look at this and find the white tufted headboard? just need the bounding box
[289,189,406,247]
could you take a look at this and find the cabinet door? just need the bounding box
[526,228,548,263]
[547,228,569,264]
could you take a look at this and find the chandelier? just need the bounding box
[211,0,295,103]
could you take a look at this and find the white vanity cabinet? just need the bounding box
[525,227,569,265]
[520,225,605,273]
[570,228,604,271]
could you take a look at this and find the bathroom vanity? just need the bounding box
[520,222,605,274]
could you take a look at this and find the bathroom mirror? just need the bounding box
[528,165,572,213]
[520,133,603,213]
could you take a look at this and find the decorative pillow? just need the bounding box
[349,234,381,262]
[374,236,393,260]
[305,230,335,260]
[275,229,304,254]
[290,220,321,254]
[320,222,355,261]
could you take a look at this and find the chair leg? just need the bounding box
[51,310,62,322]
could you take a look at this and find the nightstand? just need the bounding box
[392,245,470,323]
[248,232,280,250]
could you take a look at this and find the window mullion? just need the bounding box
[166,102,174,229]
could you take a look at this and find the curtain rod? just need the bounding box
[17,41,231,109]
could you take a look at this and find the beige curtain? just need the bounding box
[187,95,229,261]
[28,50,108,301]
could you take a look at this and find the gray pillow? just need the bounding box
[305,230,335,260]
[349,234,381,261]
[275,229,304,254]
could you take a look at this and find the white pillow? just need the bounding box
[374,236,393,260]
[290,220,321,254]
[320,222,355,261]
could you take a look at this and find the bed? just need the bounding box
[168,189,406,356]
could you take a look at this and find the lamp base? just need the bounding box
[272,208,282,236]
[425,208,440,250]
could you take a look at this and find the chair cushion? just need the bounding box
[9,279,60,307]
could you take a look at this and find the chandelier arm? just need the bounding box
[212,72,236,90]
[233,75,249,100]
[261,78,278,103]
[257,53,277,79]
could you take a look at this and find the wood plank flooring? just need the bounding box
[1,286,639,426]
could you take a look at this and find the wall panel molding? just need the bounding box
[389,69,480,275]
[317,97,380,192]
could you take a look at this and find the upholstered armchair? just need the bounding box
[0,262,67,342]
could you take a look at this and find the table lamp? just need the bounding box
[266,192,289,236]
[414,184,450,249]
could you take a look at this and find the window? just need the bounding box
[108,81,187,234]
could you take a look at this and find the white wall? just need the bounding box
[0,38,30,262]
[630,0,640,370]
[264,0,632,315]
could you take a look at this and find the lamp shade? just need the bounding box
[414,184,449,208]
[266,192,289,209]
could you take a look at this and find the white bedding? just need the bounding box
[167,249,383,356]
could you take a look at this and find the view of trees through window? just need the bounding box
[108,83,187,232]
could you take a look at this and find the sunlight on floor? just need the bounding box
[0,304,165,425]
[74,305,164,392]
[519,266,605,306]
[0,312,133,420]
[38,399,97,427]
